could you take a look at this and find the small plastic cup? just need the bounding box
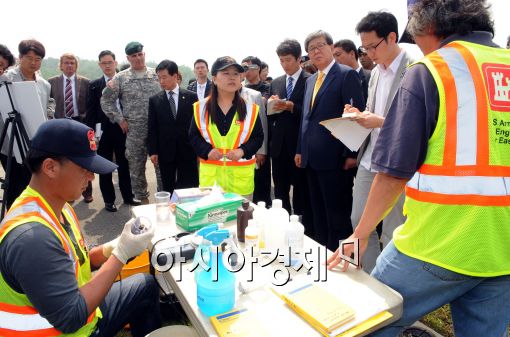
[155,191,171,222]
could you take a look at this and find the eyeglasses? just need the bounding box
[242,64,259,71]
[359,38,385,54]
[308,42,328,54]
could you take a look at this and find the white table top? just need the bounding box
[133,204,403,337]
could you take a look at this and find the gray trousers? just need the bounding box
[350,165,406,273]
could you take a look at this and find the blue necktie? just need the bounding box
[286,77,294,99]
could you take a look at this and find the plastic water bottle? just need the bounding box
[253,201,267,248]
[196,230,235,316]
[285,215,305,266]
[245,219,259,256]
[264,199,289,255]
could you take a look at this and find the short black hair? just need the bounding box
[194,59,208,69]
[25,149,64,174]
[304,30,333,53]
[18,39,46,58]
[276,39,302,59]
[356,11,399,41]
[0,44,15,68]
[98,50,115,61]
[333,39,358,60]
[260,61,268,70]
[242,56,262,69]
[156,59,178,76]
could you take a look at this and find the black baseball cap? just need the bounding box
[211,56,244,76]
[30,119,117,174]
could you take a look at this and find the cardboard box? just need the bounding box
[175,193,244,231]
[170,187,224,204]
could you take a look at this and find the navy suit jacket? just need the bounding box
[296,62,365,170]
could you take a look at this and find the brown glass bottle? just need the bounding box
[237,200,253,242]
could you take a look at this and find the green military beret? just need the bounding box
[125,41,144,55]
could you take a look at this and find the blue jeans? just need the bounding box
[91,273,162,337]
[370,242,510,337]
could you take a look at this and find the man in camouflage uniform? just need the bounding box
[101,42,161,203]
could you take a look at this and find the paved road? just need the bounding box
[74,160,159,245]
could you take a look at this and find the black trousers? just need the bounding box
[272,150,313,237]
[0,154,30,210]
[252,156,272,205]
[158,158,199,194]
[97,125,133,204]
[306,166,355,251]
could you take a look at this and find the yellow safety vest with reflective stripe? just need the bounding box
[394,41,510,276]
[194,98,259,196]
[0,187,101,336]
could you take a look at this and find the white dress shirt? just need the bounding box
[360,49,405,171]
[166,86,180,112]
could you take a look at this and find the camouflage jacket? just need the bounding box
[100,67,160,124]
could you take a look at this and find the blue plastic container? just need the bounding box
[196,230,236,316]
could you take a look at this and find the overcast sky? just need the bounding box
[4,0,509,78]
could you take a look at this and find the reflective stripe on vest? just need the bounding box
[193,98,258,152]
[407,41,510,204]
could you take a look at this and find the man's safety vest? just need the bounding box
[0,187,101,336]
[393,41,510,277]
[194,98,259,196]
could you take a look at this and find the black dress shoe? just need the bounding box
[124,198,142,206]
[83,195,94,203]
[105,203,118,212]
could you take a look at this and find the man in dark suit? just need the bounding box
[148,60,199,194]
[295,30,365,251]
[187,59,211,101]
[48,53,93,202]
[85,50,137,212]
[269,39,313,236]
[333,39,370,104]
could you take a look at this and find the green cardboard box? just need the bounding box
[175,193,244,231]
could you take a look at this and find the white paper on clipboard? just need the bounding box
[320,117,371,152]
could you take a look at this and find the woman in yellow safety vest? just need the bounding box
[189,56,264,196]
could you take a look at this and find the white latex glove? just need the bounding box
[102,237,120,258]
[112,218,155,264]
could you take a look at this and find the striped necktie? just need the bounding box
[286,76,294,99]
[311,71,325,106]
[168,91,177,119]
[65,78,75,118]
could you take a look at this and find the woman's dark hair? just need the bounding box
[206,84,247,125]
[0,44,15,68]
[25,149,64,173]
[408,0,494,39]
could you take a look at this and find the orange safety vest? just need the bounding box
[0,187,100,336]
[193,98,259,195]
[394,41,510,276]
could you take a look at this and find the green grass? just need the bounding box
[421,305,454,337]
